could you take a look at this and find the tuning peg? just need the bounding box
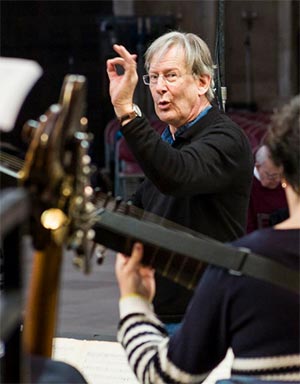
[125,200,133,215]
[103,191,112,208]
[84,185,94,198]
[22,119,40,144]
[80,117,88,130]
[72,253,84,270]
[93,244,106,265]
[87,229,95,240]
[114,196,123,212]
[82,154,91,165]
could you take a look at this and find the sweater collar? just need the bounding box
[161,105,212,144]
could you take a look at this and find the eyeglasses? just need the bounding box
[263,170,282,180]
[142,72,189,86]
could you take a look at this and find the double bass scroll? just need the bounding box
[21,75,96,357]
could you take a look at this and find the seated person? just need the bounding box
[29,355,87,384]
[247,144,288,233]
[115,95,300,383]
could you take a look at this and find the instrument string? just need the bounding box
[0,151,24,171]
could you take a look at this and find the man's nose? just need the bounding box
[155,76,168,91]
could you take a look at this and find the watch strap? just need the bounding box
[117,104,142,123]
[119,110,138,123]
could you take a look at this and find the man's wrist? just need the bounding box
[114,104,133,119]
[116,104,142,124]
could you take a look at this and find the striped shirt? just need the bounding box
[117,228,300,383]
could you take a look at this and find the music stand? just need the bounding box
[0,187,30,383]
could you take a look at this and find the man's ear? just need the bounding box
[197,74,211,95]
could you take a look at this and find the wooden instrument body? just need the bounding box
[20,75,91,357]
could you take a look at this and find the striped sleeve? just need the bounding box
[117,296,209,384]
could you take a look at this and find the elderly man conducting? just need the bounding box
[106,31,253,331]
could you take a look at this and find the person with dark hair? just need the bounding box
[247,144,288,233]
[115,95,300,383]
[106,31,253,330]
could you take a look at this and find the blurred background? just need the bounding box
[1,0,299,191]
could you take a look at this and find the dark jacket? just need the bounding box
[121,105,254,322]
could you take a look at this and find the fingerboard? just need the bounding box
[93,191,211,290]
[0,152,209,289]
[94,190,211,238]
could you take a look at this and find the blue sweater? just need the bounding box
[117,228,300,383]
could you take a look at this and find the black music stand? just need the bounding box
[0,187,30,383]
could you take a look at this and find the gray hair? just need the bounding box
[144,31,216,101]
[255,145,271,165]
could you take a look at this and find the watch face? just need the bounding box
[133,104,142,117]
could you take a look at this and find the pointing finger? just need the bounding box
[113,44,137,62]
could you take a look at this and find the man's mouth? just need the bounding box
[158,101,170,109]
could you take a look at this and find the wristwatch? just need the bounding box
[118,104,142,123]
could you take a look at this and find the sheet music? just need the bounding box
[52,338,139,383]
[0,57,42,132]
[53,338,233,384]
